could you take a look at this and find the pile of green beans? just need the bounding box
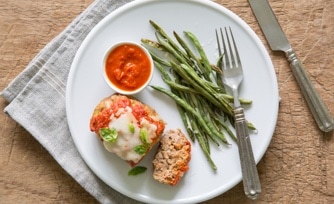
[142,20,255,170]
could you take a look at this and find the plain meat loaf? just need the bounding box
[152,129,191,186]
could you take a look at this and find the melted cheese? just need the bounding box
[103,106,158,163]
[140,118,158,143]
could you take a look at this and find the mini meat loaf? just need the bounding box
[152,129,191,186]
[90,94,165,166]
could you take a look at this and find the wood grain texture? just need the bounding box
[1,0,333,203]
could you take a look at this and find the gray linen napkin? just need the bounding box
[1,0,143,203]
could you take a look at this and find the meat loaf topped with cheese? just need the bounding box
[90,94,165,166]
[152,129,191,186]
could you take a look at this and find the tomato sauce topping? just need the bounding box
[90,95,164,136]
[105,44,152,91]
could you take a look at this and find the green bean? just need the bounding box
[183,112,195,142]
[171,62,233,115]
[185,108,216,169]
[153,61,170,80]
[141,38,165,51]
[195,95,229,144]
[164,79,199,94]
[181,64,223,94]
[184,31,213,78]
[195,128,217,170]
[150,20,189,64]
[214,93,253,105]
[155,33,186,65]
[208,109,238,142]
[150,85,222,144]
[173,31,203,71]
[150,51,172,67]
[247,121,257,131]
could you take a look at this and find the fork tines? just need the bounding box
[215,27,241,70]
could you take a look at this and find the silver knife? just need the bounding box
[248,0,334,132]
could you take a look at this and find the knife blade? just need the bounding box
[248,0,334,132]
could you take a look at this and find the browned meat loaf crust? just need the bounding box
[152,129,191,186]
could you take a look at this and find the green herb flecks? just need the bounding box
[128,123,135,134]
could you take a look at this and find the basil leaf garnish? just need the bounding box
[128,166,147,176]
[133,145,148,155]
[99,127,118,143]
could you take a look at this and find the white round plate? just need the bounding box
[66,0,279,203]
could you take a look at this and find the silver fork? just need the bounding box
[216,27,261,200]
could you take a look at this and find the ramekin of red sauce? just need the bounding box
[103,41,154,95]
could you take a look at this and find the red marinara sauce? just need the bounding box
[104,43,152,92]
[90,95,165,136]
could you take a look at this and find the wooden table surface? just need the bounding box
[1,0,333,203]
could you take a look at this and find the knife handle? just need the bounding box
[234,107,261,200]
[285,49,334,132]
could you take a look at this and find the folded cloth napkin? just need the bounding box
[1,0,142,203]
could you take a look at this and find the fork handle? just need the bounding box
[285,49,334,132]
[234,107,261,199]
